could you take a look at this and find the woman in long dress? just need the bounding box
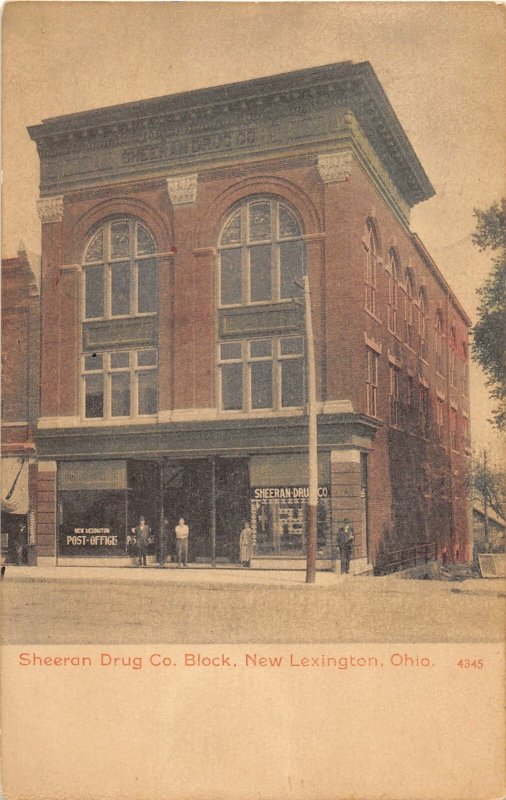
[239,521,252,568]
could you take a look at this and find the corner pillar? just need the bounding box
[331,448,368,573]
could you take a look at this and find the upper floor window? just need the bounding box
[461,342,469,394]
[218,198,305,306]
[419,384,430,437]
[435,311,445,375]
[364,223,378,315]
[436,395,445,441]
[419,289,428,361]
[366,347,379,417]
[451,406,459,451]
[404,271,415,348]
[389,364,400,427]
[83,349,158,419]
[218,335,305,412]
[449,327,457,387]
[387,249,399,334]
[83,219,158,320]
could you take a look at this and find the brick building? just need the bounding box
[1,246,40,564]
[27,61,472,570]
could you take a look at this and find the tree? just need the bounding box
[471,199,506,430]
[471,450,505,551]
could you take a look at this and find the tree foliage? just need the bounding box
[471,199,506,430]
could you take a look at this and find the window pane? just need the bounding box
[110,221,130,258]
[138,370,158,415]
[137,349,157,367]
[111,372,130,417]
[221,363,243,410]
[250,245,272,302]
[136,224,155,255]
[84,229,104,263]
[279,207,301,238]
[280,240,304,299]
[250,339,272,358]
[111,351,129,368]
[220,249,242,305]
[220,342,242,361]
[111,262,130,316]
[85,374,104,418]
[281,359,304,407]
[85,266,104,318]
[251,361,273,409]
[221,212,241,246]
[138,259,157,313]
[84,353,103,371]
[280,336,303,356]
[249,202,271,241]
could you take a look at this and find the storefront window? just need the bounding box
[219,335,304,412]
[219,198,305,306]
[251,486,332,556]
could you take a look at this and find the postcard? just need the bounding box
[1,3,505,799]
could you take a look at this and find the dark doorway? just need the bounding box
[127,460,159,556]
[216,458,250,562]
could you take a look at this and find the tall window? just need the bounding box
[83,349,158,419]
[366,348,379,417]
[419,289,428,361]
[449,327,457,387]
[389,365,400,426]
[82,218,159,420]
[83,219,158,319]
[436,396,445,442]
[219,335,304,412]
[219,198,304,306]
[419,384,430,437]
[387,250,399,334]
[364,223,378,315]
[435,311,445,375]
[462,414,470,450]
[461,342,469,394]
[451,407,459,450]
[404,271,415,347]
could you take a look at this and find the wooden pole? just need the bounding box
[304,275,318,584]
[210,457,217,568]
[483,450,489,551]
[159,460,165,567]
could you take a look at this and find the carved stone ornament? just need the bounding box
[317,151,353,183]
[37,195,64,223]
[166,174,198,206]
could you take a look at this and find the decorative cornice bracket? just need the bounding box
[317,151,353,184]
[37,195,64,223]
[166,174,198,206]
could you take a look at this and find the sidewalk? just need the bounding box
[3,562,505,595]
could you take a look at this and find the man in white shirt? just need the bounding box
[175,517,189,567]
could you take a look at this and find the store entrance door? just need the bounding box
[216,458,250,562]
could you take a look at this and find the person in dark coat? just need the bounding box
[134,516,151,567]
[337,521,354,574]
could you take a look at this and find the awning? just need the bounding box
[1,458,29,514]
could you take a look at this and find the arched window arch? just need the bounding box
[435,310,445,375]
[404,270,415,347]
[81,218,158,420]
[218,197,305,306]
[387,249,399,334]
[83,218,157,319]
[418,288,428,360]
[449,326,457,387]
[364,221,378,315]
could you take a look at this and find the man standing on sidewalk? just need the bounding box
[175,517,189,567]
[135,516,151,567]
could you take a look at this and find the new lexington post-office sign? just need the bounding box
[58,461,127,556]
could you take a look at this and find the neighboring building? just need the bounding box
[473,502,505,555]
[1,246,40,564]
[27,61,472,570]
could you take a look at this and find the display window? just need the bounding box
[251,486,331,557]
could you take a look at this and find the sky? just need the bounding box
[2,2,505,460]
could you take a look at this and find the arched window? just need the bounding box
[387,249,399,334]
[81,218,158,419]
[83,218,157,319]
[435,311,445,375]
[462,342,469,394]
[218,198,304,306]
[404,271,415,347]
[419,289,428,360]
[364,222,378,315]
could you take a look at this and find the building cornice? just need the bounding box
[28,61,434,208]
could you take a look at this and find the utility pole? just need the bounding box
[304,275,318,584]
[210,457,217,568]
[159,460,166,567]
[483,449,489,551]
